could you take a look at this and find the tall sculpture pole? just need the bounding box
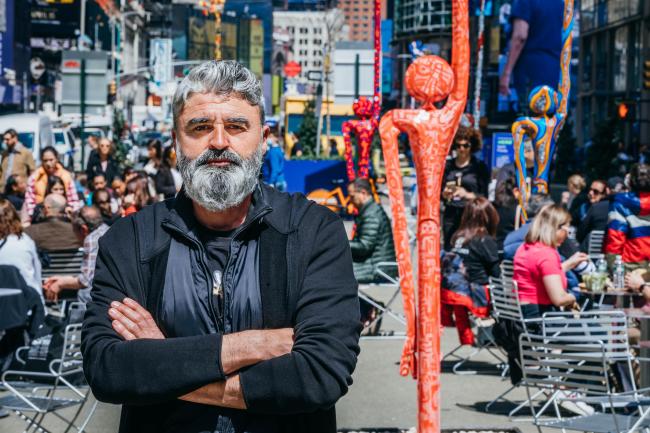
[473,0,486,130]
[512,0,574,221]
[342,0,382,181]
[378,1,469,431]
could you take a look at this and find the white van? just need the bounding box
[52,126,76,169]
[0,113,54,163]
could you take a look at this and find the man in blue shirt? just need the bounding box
[499,0,564,105]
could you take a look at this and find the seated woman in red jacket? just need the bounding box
[513,204,589,319]
[442,197,501,345]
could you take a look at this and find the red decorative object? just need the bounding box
[378,1,470,432]
[341,0,382,181]
[284,61,302,78]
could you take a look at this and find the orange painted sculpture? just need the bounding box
[378,0,469,431]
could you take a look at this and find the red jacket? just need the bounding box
[604,191,650,264]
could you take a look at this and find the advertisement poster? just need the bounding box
[491,132,515,169]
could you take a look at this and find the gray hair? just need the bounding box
[526,194,555,219]
[44,193,66,216]
[172,60,265,131]
[73,206,104,233]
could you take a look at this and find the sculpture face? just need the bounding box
[405,56,455,109]
[352,96,375,119]
[528,85,559,116]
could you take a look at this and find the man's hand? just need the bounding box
[626,273,646,291]
[43,275,78,301]
[109,298,165,340]
[43,276,63,301]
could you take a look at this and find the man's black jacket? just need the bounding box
[81,184,361,433]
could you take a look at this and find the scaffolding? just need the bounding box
[395,0,452,38]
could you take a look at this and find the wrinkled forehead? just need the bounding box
[181,92,262,125]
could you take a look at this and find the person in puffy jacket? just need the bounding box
[605,163,650,271]
[347,178,396,283]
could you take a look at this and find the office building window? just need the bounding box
[612,26,628,92]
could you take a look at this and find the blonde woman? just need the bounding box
[513,204,589,318]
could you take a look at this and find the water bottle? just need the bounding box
[613,255,625,290]
[595,255,607,274]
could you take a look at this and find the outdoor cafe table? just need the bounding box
[580,288,642,309]
[0,288,28,331]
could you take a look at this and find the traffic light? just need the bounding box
[109,80,116,96]
[616,100,636,122]
[644,60,650,90]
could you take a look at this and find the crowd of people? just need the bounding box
[431,126,650,388]
[0,129,183,304]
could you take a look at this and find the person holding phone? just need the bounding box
[442,126,490,250]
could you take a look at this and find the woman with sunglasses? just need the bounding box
[441,126,490,250]
[576,179,610,250]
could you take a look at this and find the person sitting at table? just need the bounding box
[25,193,82,252]
[42,206,109,303]
[348,178,396,283]
[576,179,610,252]
[503,194,554,260]
[605,163,650,272]
[513,204,589,319]
[0,199,42,298]
[441,197,501,346]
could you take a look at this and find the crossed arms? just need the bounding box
[108,297,293,409]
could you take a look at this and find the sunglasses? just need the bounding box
[455,143,471,150]
[589,188,605,195]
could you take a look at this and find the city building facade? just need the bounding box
[577,0,650,154]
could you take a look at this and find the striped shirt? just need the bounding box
[77,223,110,304]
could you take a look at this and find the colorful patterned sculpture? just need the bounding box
[342,0,382,181]
[378,0,469,431]
[343,97,378,180]
[512,0,574,220]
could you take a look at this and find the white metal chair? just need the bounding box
[358,262,406,339]
[40,248,84,280]
[0,322,97,433]
[587,230,606,260]
[41,248,85,316]
[500,259,514,290]
[520,332,650,433]
[485,277,547,417]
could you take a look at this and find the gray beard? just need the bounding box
[176,144,264,212]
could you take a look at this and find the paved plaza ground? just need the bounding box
[0,200,540,432]
[0,283,539,433]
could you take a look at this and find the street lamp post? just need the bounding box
[80,0,87,47]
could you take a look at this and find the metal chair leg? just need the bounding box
[485,383,517,411]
